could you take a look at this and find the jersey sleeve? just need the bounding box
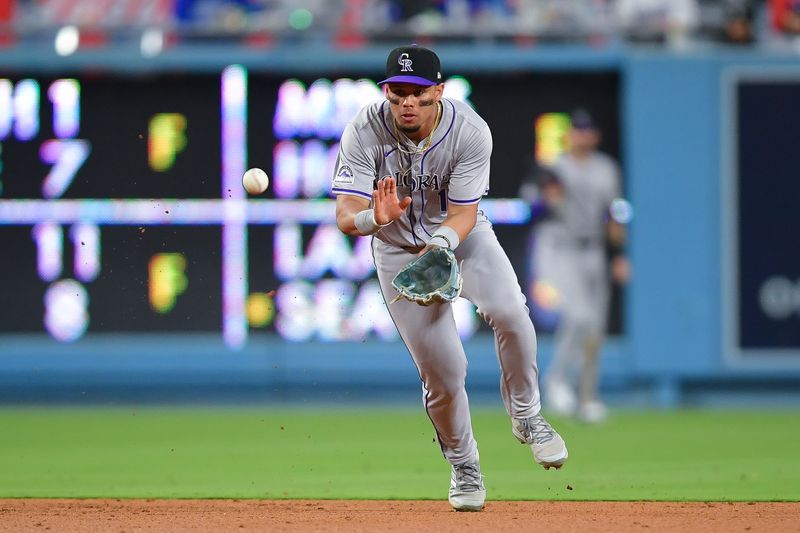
[331,121,377,202]
[446,125,492,205]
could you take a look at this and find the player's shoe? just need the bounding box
[545,380,577,416]
[448,457,486,512]
[577,400,608,424]
[512,413,569,469]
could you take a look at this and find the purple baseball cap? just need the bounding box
[379,45,443,86]
[571,108,597,130]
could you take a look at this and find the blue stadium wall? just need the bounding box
[2,44,799,405]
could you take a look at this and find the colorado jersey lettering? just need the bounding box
[387,172,444,192]
[332,98,492,250]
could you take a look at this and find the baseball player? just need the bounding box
[332,45,568,512]
[520,109,630,423]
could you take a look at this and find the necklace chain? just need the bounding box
[393,101,442,156]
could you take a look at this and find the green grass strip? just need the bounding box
[0,407,797,500]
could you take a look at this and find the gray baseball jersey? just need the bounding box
[332,97,545,466]
[541,152,620,244]
[332,97,492,250]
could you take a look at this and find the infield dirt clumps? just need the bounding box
[0,499,797,532]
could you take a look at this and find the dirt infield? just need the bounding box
[0,500,797,532]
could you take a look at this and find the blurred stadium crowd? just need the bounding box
[1,0,799,51]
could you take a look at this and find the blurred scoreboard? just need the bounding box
[0,68,620,349]
[728,74,800,358]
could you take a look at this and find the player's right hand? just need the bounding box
[541,181,565,208]
[373,177,411,225]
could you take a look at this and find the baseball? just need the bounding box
[242,168,269,195]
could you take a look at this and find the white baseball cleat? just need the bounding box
[577,400,608,424]
[512,413,569,469]
[545,380,577,416]
[448,457,486,512]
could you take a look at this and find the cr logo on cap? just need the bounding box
[398,53,413,72]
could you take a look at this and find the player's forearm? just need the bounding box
[607,219,627,247]
[430,204,478,249]
[337,208,387,237]
[442,211,476,243]
[335,195,371,236]
[336,212,362,236]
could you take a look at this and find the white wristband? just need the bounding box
[354,209,390,236]
[430,225,460,250]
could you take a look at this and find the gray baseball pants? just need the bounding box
[535,236,609,403]
[373,228,542,466]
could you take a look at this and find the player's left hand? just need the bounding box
[541,180,565,208]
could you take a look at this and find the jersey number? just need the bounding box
[438,190,447,212]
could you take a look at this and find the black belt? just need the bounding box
[400,245,425,255]
[570,237,603,249]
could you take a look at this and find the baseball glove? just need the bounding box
[391,247,462,306]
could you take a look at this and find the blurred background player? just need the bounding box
[519,108,630,423]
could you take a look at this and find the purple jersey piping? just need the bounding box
[332,187,372,200]
[418,100,456,238]
[408,193,420,247]
[447,195,481,204]
[379,100,421,246]
[420,100,456,174]
[419,192,434,238]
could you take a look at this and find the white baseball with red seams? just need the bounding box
[242,168,269,194]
